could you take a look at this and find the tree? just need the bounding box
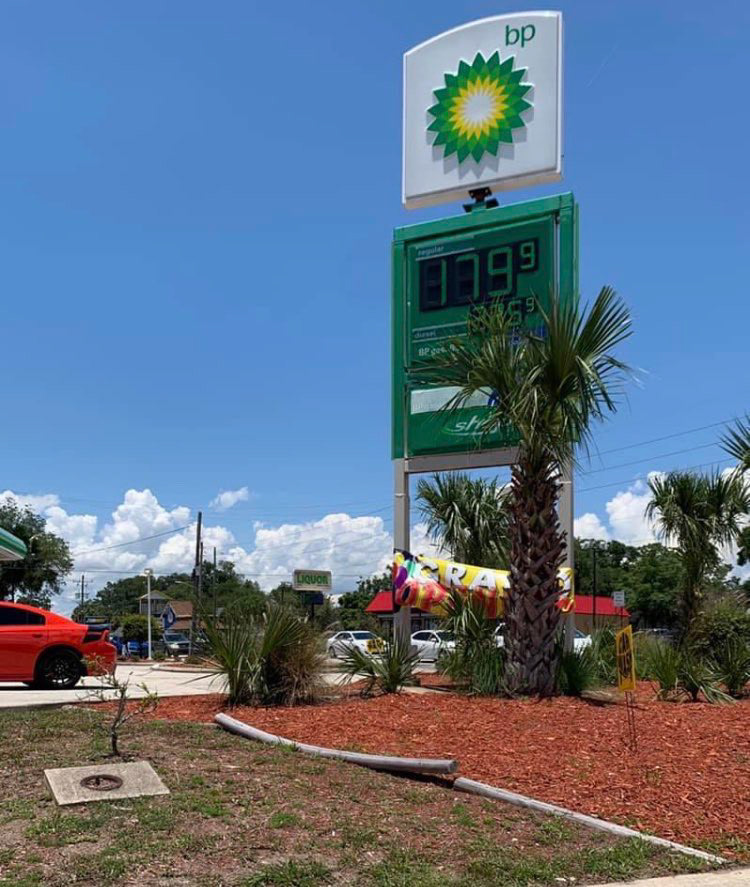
[0,498,73,607]
[413,288,632,696]
[737,526,750,567]
[116,614,163,643]
[417,473,509,568]
[336,571,390,632]
[646,471,750,638]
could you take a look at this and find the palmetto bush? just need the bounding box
[201,601,326,707]
[340,636,420,696]
[557,646,599,697]
[437,592,507,696]
[589,627,618,686]
[712,636,750,698]
[645,638,730,704]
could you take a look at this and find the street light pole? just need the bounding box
[143,569,153,660]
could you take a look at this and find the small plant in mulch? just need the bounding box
[85,659,158,757]
[339,637,420,696]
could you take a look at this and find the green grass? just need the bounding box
[240,861,332,886]
[268,811,302,829]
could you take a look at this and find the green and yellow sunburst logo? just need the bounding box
[427,51,532,164]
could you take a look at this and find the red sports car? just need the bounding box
[0,601,116,689]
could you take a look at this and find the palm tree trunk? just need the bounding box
[505,452,565,696]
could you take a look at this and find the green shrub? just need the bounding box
[589,627,618,685]
[646,639,731,704]
[557,647,598,697]
[201,601,326,707]
[712,636,750,698]
[646,639,681,698]
[436,591,507,695]
[691,597,750,657]
[340,636,419,695]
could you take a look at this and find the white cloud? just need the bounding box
[574,512,610,541]
[210,487,250,511]
[605,474,661,545]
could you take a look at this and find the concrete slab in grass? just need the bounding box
[45,761,169,806]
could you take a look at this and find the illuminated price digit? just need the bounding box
[507,299,522,325]
[422,258,446,309]
[526,297,536,314]
[519,240,536,270]
[488,247,513,298]
[454,253,479,304]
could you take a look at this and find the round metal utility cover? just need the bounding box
[79,774,124,792]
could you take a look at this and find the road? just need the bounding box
[0,659,437,710]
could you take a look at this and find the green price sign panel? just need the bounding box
[392,193,578,459]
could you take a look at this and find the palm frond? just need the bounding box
[721,415,750,470]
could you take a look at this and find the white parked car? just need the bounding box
[494,624,591,652]
[327,631,384,658]
[411,630,455,661]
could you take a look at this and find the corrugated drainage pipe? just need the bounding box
[214,713,458,775]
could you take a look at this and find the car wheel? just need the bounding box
[328,646,337,659]
[36,650,82,690]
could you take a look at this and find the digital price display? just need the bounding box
[419,237,539,312]
[407,216,554,365]
[392,194,579,459]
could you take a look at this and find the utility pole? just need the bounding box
[190,511,202,655]
[212,546,217,618]
[80,574,86,609]
[143,569,153,660]
[592,543,598,632]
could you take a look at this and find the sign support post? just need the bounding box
[393,458,411,647]
[559,457,576,650]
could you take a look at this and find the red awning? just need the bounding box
[560,595,630,618]
[366,591,396,614]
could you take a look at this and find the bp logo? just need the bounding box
[427,51,532,164]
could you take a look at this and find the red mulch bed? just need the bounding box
[106,685,750,858]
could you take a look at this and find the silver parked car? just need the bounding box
[411,630,455,661]
[327,631,384,658]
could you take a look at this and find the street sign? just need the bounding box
[392,193,578,459]
[292,569,332,592]
[403,12,562,209]
[613,591,626,608]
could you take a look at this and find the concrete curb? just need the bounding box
[453,777,726,866]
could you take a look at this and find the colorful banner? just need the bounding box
[392,550,574,618]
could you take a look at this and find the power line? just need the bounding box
[578,441,721,476]
[590,415,739,458]
[577,457,734,494]
[73,525,190,556]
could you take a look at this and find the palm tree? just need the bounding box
[416,472,509,568]
[721,415,750,472]
[413,287,632,696]
[646,471,750,638]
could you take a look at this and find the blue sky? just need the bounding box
[2,1,748,609]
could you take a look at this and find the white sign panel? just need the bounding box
[403,12,562,209]
[613,591,626,608]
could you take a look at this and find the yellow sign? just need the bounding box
[615,625,636,693]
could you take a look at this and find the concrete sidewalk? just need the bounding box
[592,867,750,886]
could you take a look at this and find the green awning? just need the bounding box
[0,527,27,562]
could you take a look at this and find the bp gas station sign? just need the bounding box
[392,10,577,643]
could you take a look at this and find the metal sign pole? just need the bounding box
[393,458,411,646]
[559,458,576,650]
